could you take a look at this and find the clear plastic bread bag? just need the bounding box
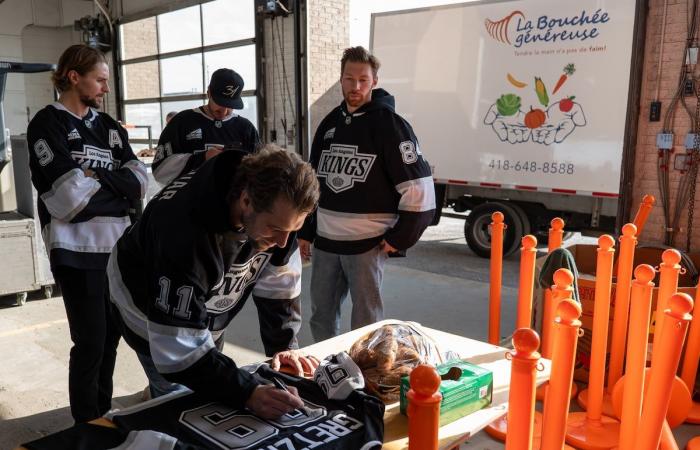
[348,321,455,403]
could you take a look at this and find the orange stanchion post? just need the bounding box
[543,269,575,358]
[505,328,541,450]
[608,223,638,393]
[651,250,682,366]
[632,194,655,238]
[659,421,680,450]
[566,235,619,450]
[540,298,582,450]
[407,364,442,450]
[633,293,694,450]
[489,212,505,345]
[617,264,655,450]
[517,235,538,329]
[541,218,566,358]
[537,269,579,402]
[548,217,565,252]
[680,282,700,424]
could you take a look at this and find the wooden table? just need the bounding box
[301,319,552,450]
[17,319,551,450]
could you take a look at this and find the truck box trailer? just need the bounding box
[370,0,642,256]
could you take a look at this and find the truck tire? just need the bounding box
[464,202,525,258]
[508,202,532,238]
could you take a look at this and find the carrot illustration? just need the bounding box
[552,63,576,95]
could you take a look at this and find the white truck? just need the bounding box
[370,0,641,256]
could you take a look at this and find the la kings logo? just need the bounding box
[317,144,375,193]
[206,253,271,313]
[72,145,119,170]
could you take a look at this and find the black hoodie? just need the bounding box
[299,88,435,254]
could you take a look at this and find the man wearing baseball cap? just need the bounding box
[152,68,260,186]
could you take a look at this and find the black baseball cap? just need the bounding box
[208,68,244,110]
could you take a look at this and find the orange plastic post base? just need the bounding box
[687,402,700,424]
[576,388,616,418]
[485,411,543,442]
[686,436,700,450]
[610,369,692,428]
[536,381,578,401]
[565,411,620,450]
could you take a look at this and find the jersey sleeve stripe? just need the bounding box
[123,159,149,198]
[252,248,302,299]
[153,153,192,186]
[148,321,215,374]
[46,216,130,253]
[316,208,398,241]
[40,168,101,221]
[396,176,436,212]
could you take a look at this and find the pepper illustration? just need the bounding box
[534,77,549,107]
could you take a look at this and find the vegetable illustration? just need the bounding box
[507,73,528,88]
[552,63,576,95]
[524,107,546,129]
[534,77,549,107]
[559,96,576,113]
[496,93,522,116]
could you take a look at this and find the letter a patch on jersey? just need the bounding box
[109,129,123,148]
[317,144,376,193]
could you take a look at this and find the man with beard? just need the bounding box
[108,145,321,418]
[152,68,260,187]
[26,44,148,422]
[298,46,436,341]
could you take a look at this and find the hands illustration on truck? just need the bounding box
[531,100,587,145]
[483,105,532,144]
[484,98,586,145]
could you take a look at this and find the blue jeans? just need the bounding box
[136,352,188,398]
[309,246,388,342]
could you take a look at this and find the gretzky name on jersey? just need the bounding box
[317,144,376,193]
[178,401,366,450]
[207,253,271,313]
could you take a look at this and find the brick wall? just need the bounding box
[120,17,159,101]
[307,0,349,154]
[634,0,700,250]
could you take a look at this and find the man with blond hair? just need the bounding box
[27,44,147,422]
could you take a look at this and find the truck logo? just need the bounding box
[317,144,376,193]
[485,11,523,45]
[485,9,610,48]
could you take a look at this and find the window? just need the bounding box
[161,54,204,97]
[157,6,202,53]
[204,46,256,90]
[161,99,205,125]
[202,0,255,45]
[118,0,258,148]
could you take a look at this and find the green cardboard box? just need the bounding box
[400,359,493,426]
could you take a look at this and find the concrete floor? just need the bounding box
[0,216,697,449]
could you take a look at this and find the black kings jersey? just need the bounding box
[152,107,260,186]
[298,89,435,255]
[107,365,384,450]
[109,151,303,408]
[26,102,147,269]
